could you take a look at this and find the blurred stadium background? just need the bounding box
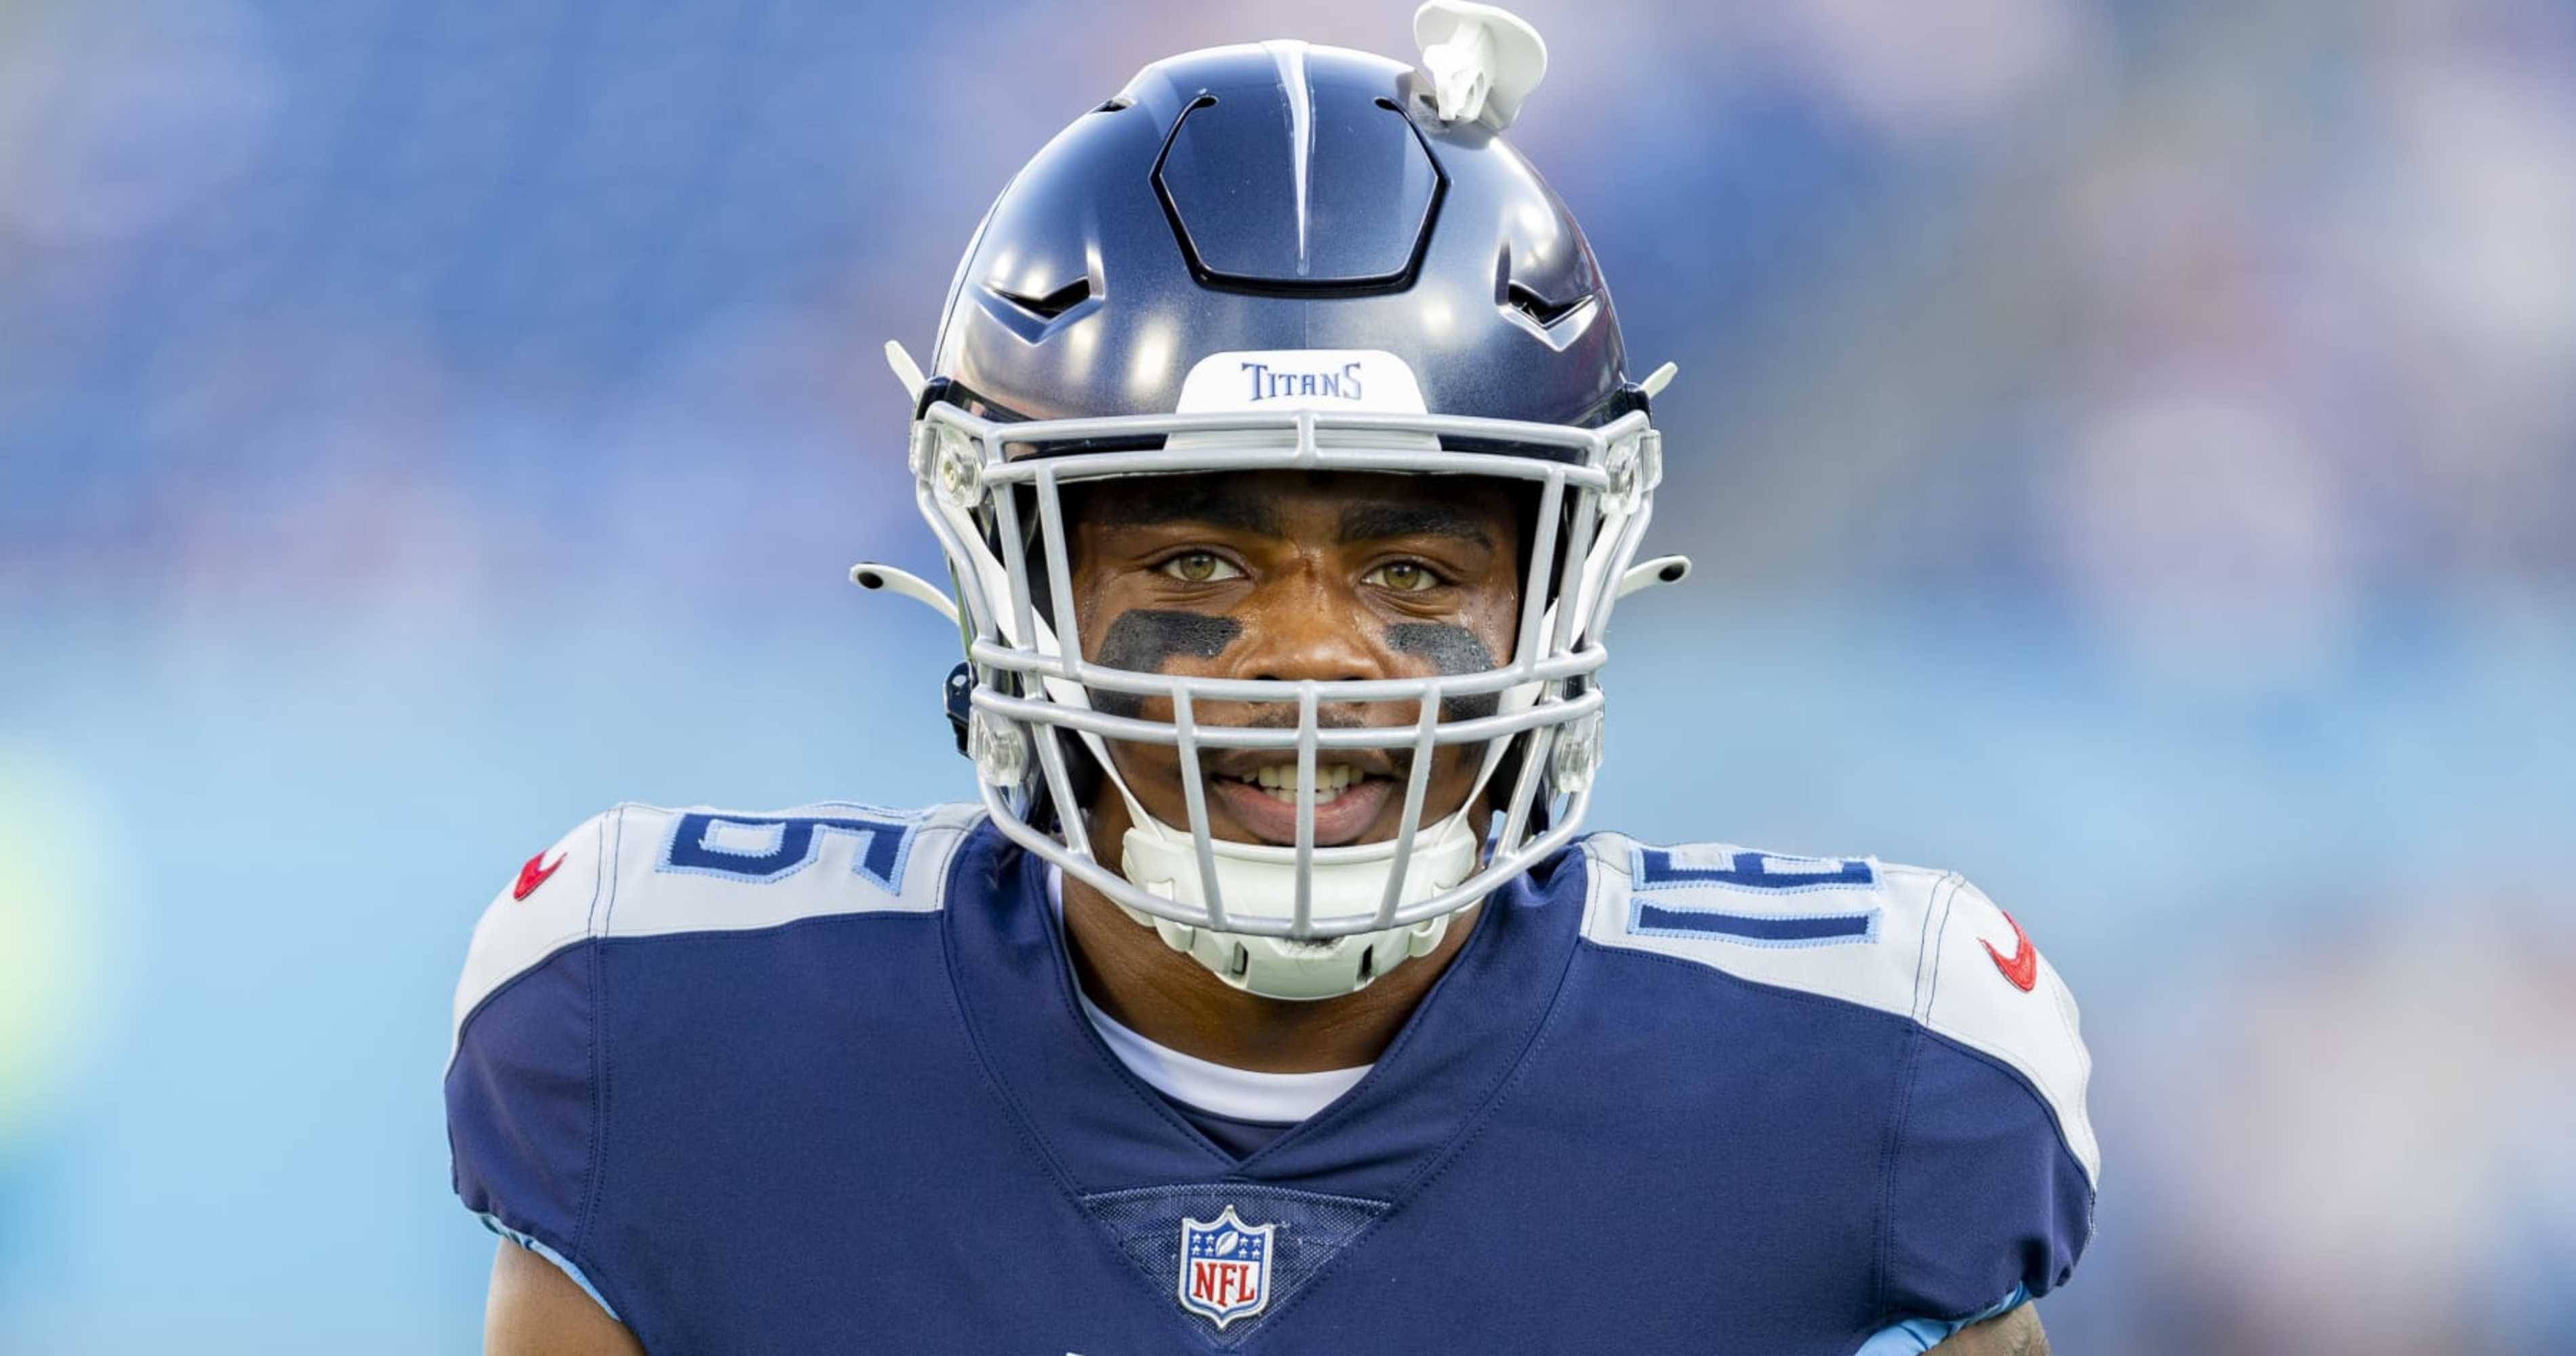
[2,0,2571,1350]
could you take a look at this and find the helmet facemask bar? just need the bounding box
[910,398,1659,952]
[1018,438,1588,945]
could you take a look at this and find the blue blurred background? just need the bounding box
[3,0,2571,1351]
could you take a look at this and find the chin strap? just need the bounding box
[1117,810,1483,1001]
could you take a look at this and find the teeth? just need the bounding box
[1242,763,1362,805]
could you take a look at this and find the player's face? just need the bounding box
[1066,471,1523,852]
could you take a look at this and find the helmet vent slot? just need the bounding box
[1506,280,1585,327]
[988,277,1094,321]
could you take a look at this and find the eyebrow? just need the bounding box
[1086,481,1283,536]
[1337,501,1496,550]
[1082,484,1498,549]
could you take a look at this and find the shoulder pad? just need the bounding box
[1576,834,2097,1184]
[449,801,986,1048]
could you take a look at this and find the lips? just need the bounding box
[1206,747,1401,783]
[1210,772,1398,847]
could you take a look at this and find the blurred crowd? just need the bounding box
[1,0,2569,1351]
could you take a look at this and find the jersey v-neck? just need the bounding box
[942,821,1586,1198]
[1042,863,1375,1125]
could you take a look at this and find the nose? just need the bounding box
[1232,565,1384,686]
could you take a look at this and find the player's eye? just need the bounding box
[1365,561,1443,593]
[1158,551,1243,584]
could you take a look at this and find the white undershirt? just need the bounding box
[1049,866,1372,1122]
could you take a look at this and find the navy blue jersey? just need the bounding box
[447,803,2095,1355]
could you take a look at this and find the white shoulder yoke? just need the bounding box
[449,801,986,1050]
[1577,835,2098,1184]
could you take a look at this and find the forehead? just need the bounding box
[1069,470,1521,545]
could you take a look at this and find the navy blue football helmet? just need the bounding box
[881,14,1670,999]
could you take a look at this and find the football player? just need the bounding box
[448,6,2094,1353]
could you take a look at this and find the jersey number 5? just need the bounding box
[660,811,921,894]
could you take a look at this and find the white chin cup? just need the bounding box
[1117,812,1482,1001]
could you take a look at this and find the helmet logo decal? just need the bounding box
[1176,349,1428,414]
[1241,358,1364,403]
[1090,610,1241,718]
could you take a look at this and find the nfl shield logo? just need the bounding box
[1177,1206,1276,1329]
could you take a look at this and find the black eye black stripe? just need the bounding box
[1091,610,1241,717]
[1087,614,1500,723]
[1386,624,1500,721]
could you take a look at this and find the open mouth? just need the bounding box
[1235,762,1367,805]
[1209,761,1398,847]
